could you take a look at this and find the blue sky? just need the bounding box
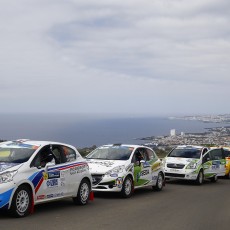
[0,0,229,116]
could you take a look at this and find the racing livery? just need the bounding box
[86,144,164,198]
[210,146,230,179]
[163,145,226,184]
[0,140,92,217]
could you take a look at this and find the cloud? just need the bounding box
[0,0,229,115]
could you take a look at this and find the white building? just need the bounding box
[170,129,176,136]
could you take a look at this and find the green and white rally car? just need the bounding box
[85,144,165,198]
[163,145,226,184]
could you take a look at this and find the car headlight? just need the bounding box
[0,170,18,184]
[105,166,125,176]
[186,162,198,169]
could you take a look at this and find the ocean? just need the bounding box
[0,114,227,148]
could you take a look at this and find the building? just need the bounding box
[170,129,176,136]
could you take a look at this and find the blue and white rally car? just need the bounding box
[0,139,93,217]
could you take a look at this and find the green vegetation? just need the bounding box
[78,145,97,157]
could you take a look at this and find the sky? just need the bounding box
[0,0,230,117]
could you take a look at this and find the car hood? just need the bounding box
[86,159,127,174]
[0,162,22,173]
[165,157,199,165]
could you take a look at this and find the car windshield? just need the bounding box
[86,146,133,160]
[168,148,201,159]
[0,143,38,163]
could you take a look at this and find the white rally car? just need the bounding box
[163,145,226,184]
[85,144,165,198]
[0,140,93,217]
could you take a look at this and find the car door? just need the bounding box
[209,148,226,176]
[59,145,84,196]
[146,148,162,184]
[202,152,213,178]
[30,145,67,202]
[132,148,152,187]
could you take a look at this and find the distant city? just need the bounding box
[140,114,230,150]
[169,114,230,124]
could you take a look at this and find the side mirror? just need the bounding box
[45,162,55,171]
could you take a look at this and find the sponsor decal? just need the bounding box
[70,168,76,175]
[140,170,149,176]
[37,195,46,200]
[47,192,64,199]
[88,161,115,167]
[46,178,59,188]
[43,172,48,180]
[60,169,69,177]
[68,165,87,175]
[143,162,150,168]
[110,173,118,177]
[48,171,60,179]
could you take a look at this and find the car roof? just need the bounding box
[0,139,74,148]
[100,144,148,149]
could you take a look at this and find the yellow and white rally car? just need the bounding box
[210,146,230,179]
[86,144,165,198]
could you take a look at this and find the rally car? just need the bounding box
[163,145,226,184]
[0,139,93,217]
[85,144,164,198]
[209,146,230,179]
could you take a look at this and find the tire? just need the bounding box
[73,179,90,205]
[225,172,230,179]
[210,174,218,183]
[121,176,133,198]
[10,185,32,218]
[195,170,204,185]
[153,172,164,191]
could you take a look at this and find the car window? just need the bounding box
[87,146,133,160]
[223,149,230,157]
[209,149,223,160]
[140,148,149,161]
[203,152,210,163]
[0,143,37,164]
[132,148,144,163]
[168,148,201,159]
[32,146,54,168]
[62,146,77,162]
[146,148,158,161]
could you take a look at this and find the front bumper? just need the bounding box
[164,168,198,180]
[92,174,123,192]
[0,182,15,210]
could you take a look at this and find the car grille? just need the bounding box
[167,163,185,169]
[92,174,104,185]
[165,173,185,178]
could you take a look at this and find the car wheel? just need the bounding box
[73,179,90,205]
[225,172,230,179]
[153,172,164,191]
[10,185,32,218]
[121,176,133,198]
[210,174,218,183]
[195,170,204,185]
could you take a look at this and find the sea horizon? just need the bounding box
[0,113,228,148]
